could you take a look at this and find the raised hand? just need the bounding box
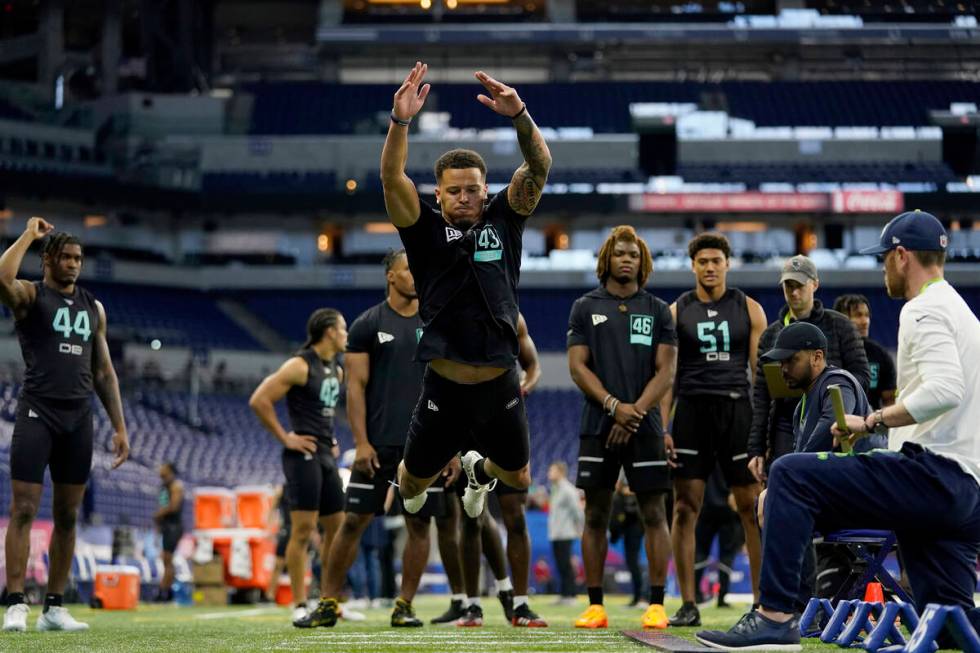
[392,61,431,122]
[25,217,54,240]
[474,71,524,118]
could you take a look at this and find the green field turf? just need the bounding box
[0,595,944,652]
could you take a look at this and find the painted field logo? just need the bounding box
[630,314,653,346]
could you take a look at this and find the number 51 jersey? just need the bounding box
[15,281,100,401]
[674,288,751,398]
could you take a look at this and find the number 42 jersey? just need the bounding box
[15,281,100,401]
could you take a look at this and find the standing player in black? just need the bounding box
[455,313,547,627]
[567,225,677,631]
[154,462,184,602]
[665,233,768,626]
[307,249,459,628]
[1,218,129,633]
[249,308,346,626]
[380,62,552,522]
[833,294,896,409]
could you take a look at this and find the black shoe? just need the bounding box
[696,611,801,651]
[511,603,548,627]
[498,590,514,622]
[293,598,339,628]
[431,599,466,625]
[391,598,423,627]
[456,604,484,627]
[717,598,732,609]
[669,603,701,627]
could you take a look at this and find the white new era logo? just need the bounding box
[28,409,38,418]
[707,309,718,318]
[592,314,608,326]
[445,227,463,243]
[377,332,394,344]
[428,400,439,412]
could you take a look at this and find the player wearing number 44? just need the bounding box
[1,218,129,633]
[249,309,347,625]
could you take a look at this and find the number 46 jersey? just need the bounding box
[567,287,677,437]
[674,288,751,399]
[15,281,100,401]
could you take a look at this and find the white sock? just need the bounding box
[464,597,481,608]
[514,595,529,609]
[452,593,466,602]
[495,577,513,594]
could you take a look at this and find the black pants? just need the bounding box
[623,523,644,602]
[551,539,576,598]
[695,505,745,601]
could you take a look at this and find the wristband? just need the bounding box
[390,113,411,127]
[608,398,620,417]
[510,103,527,120]
[601,393,613,411]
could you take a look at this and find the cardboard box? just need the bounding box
[193,586,227,607]
[192,560,224,586]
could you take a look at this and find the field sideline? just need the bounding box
[0,595,958,652]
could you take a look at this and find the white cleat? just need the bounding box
[3,603,29,632]
[291,605,309,622]
[460,450,496,518]
[402,490,428,514]
[35,606,89,632]
[340,607,366,622]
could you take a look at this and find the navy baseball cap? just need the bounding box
[762,322,828,362]
[859,210,948,255]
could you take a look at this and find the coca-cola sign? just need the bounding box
[831,190,904,214]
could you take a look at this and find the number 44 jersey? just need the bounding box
[15,281,100,401]
[674,288,752,399]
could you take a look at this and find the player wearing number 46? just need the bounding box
[249,309,347,626]
[662,233,769,628]
[567,225,678,630]
[1,218,129,633]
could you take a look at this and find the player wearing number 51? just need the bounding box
[567,225,678,630]
[249,308,347,626]
[1,218,129,633]
[660,232,769,627]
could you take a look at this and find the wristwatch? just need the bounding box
[868,409,889,435]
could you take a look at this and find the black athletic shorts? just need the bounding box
[161,521,183,553]
[671,394,755,486]
[345,445,448,518]
[576,423,670,494]
[281,445,345,516]
[403,366,530,480]
[10,395,93,485]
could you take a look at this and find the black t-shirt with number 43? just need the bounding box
[15,281,100,401]
[396,191,525,368]
[567,287,677,437]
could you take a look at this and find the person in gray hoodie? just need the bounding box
[548,462,584,604]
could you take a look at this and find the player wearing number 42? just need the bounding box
[1,218,130,633]
[249,309,347,626]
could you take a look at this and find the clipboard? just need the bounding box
[763,362,803,399]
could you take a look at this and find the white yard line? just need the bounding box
[193,607,283,620]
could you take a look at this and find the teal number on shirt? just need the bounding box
[52,307,92,342]
[474,226,503,262]
[869,362,879,389]
[319,377,340,408]
[696,320,730,354]
[629,314,654,346]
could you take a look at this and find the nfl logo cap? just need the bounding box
[762,322,829,362]
[779,255,818,286]
[860,210,949,255]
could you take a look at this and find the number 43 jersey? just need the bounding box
[674,288,751,398]
[16,281,100,401]
[567,287,677,437]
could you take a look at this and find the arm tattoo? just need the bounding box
[509,112,553,216]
